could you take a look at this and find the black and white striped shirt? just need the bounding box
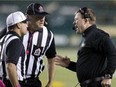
[0,31,25,81]
[23,26,56,78]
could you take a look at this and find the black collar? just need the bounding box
[7,31,21,39]
[82,25,96,37]
[28,28,43,33]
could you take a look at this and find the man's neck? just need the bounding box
[28,27,43,33]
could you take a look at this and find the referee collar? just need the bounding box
[35,27,43,32]
[28,27,43,33]
[7,31,22,39]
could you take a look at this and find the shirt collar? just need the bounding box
[28,27,43,33]
[82,25,96,37]
[7,31,21,39]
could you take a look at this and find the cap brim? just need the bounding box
[20,18,30,23]
[37,12,49,15]
[27,12,49,16]
[25,18,30,21]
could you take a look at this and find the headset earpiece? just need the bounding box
[79,7,90,19]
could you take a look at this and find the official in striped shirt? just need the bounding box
[22,3,56,87]
[0,11,28,87]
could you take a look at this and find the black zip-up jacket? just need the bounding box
[67,25,116,83]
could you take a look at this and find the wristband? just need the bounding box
[15,84,21,87]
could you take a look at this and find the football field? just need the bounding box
[40,48,116,87]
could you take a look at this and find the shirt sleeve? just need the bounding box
[101,36,116,76]
[45,38,56,58]
[6,39,23,65]
[66,61,76,72]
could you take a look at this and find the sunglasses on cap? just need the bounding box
[21,18,30,23]
[22,20,27,23]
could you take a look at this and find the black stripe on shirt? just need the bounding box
[31,30,43,77]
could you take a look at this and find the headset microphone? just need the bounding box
[72,26,76,31]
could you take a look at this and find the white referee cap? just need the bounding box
[6,11,28,28]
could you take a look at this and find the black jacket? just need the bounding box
[67,25,116,82]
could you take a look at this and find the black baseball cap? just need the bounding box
[26,3,49,16]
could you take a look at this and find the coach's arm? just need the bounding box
[54,55,76,72]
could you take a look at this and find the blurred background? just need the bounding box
[0,0,116,87]
[0,0,116,47]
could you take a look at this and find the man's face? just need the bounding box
[20,21,28,36]
[73,12,85,33]
[28,15,45,29]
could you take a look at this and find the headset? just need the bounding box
[79,7,90,19]
[72,7,90,31]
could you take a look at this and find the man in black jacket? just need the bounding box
[55,7,116,87]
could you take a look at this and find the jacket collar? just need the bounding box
[82,25,96,37]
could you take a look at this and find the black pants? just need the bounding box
[3,78,12,87]
[3,79,25,87]
[21,77,42,87]
[80,81,102,87]
[79,77,104,87]
[3,78,41,87]
[80,77,111,87]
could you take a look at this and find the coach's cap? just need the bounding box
[6,11,29,27]
[26,3,49,15]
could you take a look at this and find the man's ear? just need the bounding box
[83,19,87,25]
[84,18,88,23]
[16,23,21,29]
[84,18,90,24]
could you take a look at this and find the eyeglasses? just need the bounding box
[78,7,90,19]
[21,20,27,23]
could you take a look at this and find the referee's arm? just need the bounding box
[6,39,23,87]
[6,63,19,87]
[46,38,56,86]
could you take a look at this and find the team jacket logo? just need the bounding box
[39,6,44,12]
[80,38,85,47]
[81,42,85,47]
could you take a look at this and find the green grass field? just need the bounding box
[40,48,116,87]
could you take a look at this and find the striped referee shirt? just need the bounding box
[23,26,56,78]
[0,31,25,81]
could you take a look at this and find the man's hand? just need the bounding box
[101,79,111,87]
[45,82,52,87]
[54,55,70,67]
